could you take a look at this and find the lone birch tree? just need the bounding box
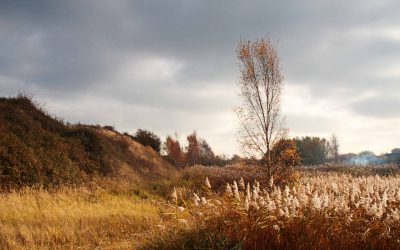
[236,37,287,176]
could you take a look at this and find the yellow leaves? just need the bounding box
[239,46,250,59]
[271,139,301,167]
[254,40,267,57]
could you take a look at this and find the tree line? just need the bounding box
[129,128,344,168]
[129,129,233,167]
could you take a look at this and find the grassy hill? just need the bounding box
[0,94,176,189]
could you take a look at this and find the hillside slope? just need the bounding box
[0,95,175,188]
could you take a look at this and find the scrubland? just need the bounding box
[1,164,400,249]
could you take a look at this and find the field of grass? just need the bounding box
[1,164,400,249]
[0,186,164,249]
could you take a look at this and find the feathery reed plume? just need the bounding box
[172,187,178,204]
[246,182,251,200]
[239,177,245,190]
[205,177,211,189]
[244,196,250,211]
[269,176,274,189]
[233,180,240,201]
[226,183,233,196]
[193,193,200,206]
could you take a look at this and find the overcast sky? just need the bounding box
[1,0,400,156]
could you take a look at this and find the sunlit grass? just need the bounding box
[0,187,162,249]
[3,165,400,249]
[143,165,400,249]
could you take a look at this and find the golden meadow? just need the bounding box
[2,164,400,249]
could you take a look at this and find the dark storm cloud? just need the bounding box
[1,0,400,154]
[0,0,137,91]
[2,0,399,92]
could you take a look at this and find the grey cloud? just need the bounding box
[352,95,400,118]
[286,114,334,134]
[1,0,400,154]
[2,0,400,92]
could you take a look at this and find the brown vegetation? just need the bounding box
[0,95,175,189]
[143,165,400,249]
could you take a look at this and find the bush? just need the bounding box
[271,138,301,167]
[133,129,161,153]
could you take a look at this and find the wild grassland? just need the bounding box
[2,165,400,249]
[144,165,400,249]
[0,186,164,249]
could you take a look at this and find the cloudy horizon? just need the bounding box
[1,0,400,156]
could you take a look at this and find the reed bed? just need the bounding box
[146,170,400,249]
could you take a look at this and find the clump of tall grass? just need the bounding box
[147,173,400,249]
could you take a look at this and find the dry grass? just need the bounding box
[180,164,299,193]
[144,166,400,249]
[3,164,400,249]
[0,186,163,249]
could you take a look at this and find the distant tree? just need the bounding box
[392,148,400,154]
[132,129,161,153]
[359,151,375,156]
[164,135,185,167]
[199,139,215,166]
[186,131,201,166]
[339,153,357,163]
[164,132,222,167]
[230,154,241,163]
[270,139,301,167]
[328,134,340,163]
[212,154,230,166]
[386,148,400,165]
[295,137,329,165]
[236,37,287,176]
